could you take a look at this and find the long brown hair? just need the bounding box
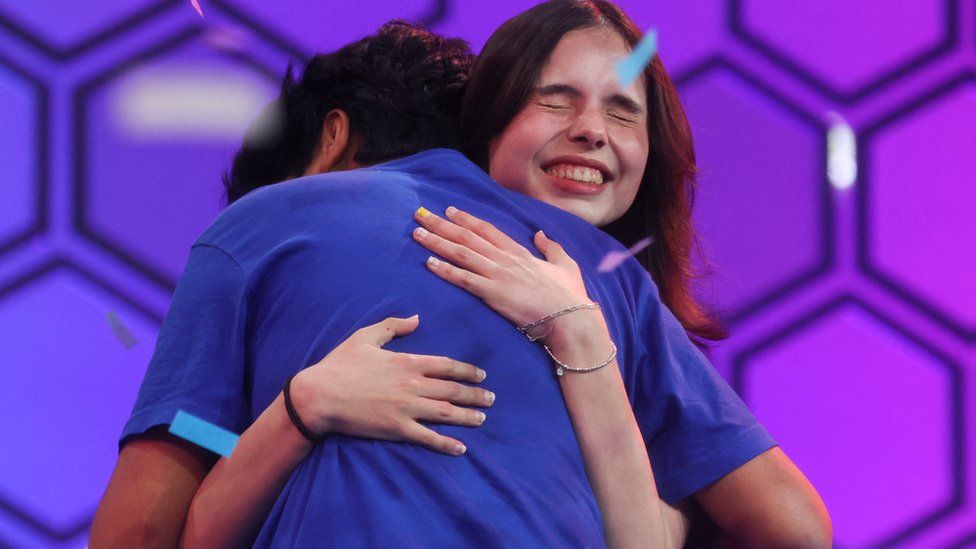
[460,0,727,347]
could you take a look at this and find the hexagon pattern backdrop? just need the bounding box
[0,0,973,547]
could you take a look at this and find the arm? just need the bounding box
[181,316,492,548]
[695,447,832,548]
[90,428,217,548]
[544,309,689,548]
[413,206,686,548]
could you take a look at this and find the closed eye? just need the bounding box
[537,101,570,110]
[608,110,639,123]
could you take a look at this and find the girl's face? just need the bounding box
[487,27,649,227]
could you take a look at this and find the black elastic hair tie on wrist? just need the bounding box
[284,373,324,442]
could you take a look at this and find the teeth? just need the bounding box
[545,164,605,184]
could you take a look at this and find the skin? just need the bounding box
[413,207,682,547]
[488,27,648,227]
[414,211,832,548]
[90,427,216,547]
[92,25,830,549]
[174,113,685,547]
[93,107,688,547]
[90,114,495,548]
[449,24,832,549]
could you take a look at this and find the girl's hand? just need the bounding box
[412,206,591,331]
[290,315,494,456]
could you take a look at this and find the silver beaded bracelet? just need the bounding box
[543,341,618,376]
[516,302,601,342]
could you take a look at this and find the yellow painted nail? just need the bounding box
[416,206,430,218]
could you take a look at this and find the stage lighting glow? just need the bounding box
[827,115,857,190]
[114,70,270,140]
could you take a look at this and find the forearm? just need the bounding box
[90,430,215,548]
[695,447,832,548]
[181,393,314,548]
[546,313,680,548]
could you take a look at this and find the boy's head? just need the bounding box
[224,21,475,204]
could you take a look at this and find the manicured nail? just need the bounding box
[475,411,486,424]
[445,205,459,216]
[455,443,467,455]
[416,206,430,218]
[427,256,440,267]
[485,391,495,405]
[414,226,428,237]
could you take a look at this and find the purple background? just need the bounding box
[0,1,974,546]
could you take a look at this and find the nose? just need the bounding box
[567,109,607,149]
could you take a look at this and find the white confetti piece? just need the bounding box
[597,236,654,272]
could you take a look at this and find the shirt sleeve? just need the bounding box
[119,243,251,449]
[630,285,777,504]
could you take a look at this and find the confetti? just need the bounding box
[826,113,857,190]
[190,0,204,18]
[615,29,658,89]
[106,311,138,349]
[169,410,239,457]
[597,236,654,273]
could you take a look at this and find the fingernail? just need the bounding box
[414,226,428,237]
[485,391,495,405]
[478,369,487,381]
[416,206,430,218]
[446,205,458,216]
[427,256,440,267]
[455,443,467,455]
[476,411,486,424]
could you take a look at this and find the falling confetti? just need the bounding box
[615,29,658,88]
[190,0,204,18]
[106,311,138,349]
[169,410,239,457]
[597,236,654,273]
[826,113,857,190]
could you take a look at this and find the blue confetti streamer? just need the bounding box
[614,30,658,88]
[169,410,239,457]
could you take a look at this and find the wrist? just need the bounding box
[519,301,600,341]
[541,308,608,348]
[287,369,331,437]
[540,309,616,371]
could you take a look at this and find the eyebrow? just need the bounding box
[534,84,645,115]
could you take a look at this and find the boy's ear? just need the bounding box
[303,109,361,175]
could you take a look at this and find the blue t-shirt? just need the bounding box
[123,149,775,547]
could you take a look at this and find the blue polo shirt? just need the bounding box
[123,149,775,547]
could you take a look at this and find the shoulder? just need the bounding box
[196,166,419,250]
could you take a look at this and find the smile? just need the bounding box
[544,163,605,185]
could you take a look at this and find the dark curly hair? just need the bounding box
[223,20,475,204]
